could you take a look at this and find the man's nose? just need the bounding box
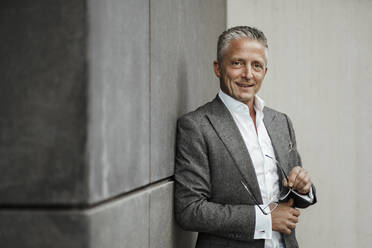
[242,65,253,79]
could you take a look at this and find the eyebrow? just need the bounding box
[230,57,265,65]
[230,57,245,61]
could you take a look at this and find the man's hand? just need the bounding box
[283,166,312,194]
[271,199,300,235]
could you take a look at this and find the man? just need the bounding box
[174,26,316,248]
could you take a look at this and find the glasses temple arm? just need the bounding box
[240,180,270,215]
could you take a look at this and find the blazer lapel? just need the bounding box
[205,96,262,203]
[263,107,291,176]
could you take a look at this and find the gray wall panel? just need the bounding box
[0,188,149,248]
[150,0,226,182]
[0,210,89,248]
[0,0,88,204]
[149,181,197,248]
[228,0,372,247]
[0,0,226,245]
[87,0,150,203]
[0,0,225,205]
[89,191,149,248]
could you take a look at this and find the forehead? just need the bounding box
[224,38,267,62]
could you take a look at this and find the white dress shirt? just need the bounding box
[218,90,284,248]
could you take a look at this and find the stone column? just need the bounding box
[0,0,226,247]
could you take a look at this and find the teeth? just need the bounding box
[236,83,253,87]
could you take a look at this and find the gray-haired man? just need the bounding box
[174,26,316,248]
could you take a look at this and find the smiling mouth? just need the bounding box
[236,82,254,88]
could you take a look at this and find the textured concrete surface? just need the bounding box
[0,0,151,205]
[0,0,226,246]
[87,0,150,203]
[150,0,226,182]
[0,0,88,204]
[0,209,89,248]
[149,181,197,248]
[88,191,149,248]
[0,181,198,248]
[0,189,148,248]
[228,0,372,247]
[0,0,226,205]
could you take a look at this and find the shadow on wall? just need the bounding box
[176,57,189,116]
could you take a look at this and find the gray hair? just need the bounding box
[217,26,268,66]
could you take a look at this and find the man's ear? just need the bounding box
[213,61,221,78]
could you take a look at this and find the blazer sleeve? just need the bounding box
[174,115,257,242]
[285,114,317,206]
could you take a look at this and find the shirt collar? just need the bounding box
[218,90,265,118]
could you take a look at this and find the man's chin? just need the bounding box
[237,94,255,104]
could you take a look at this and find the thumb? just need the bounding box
[282,178,288,187]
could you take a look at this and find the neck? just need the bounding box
[245,98,255,116]
[247,99,257,133]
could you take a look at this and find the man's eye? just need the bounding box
[232,61,242,66]
[253,62,263,68]
[253,62,263,71]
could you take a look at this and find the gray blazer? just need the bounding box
[174,95,316,248]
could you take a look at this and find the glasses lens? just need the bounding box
[263,202,279,215]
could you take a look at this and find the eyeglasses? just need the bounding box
[240,154,291,215]
[265,155,294,201]
[240,180,279,215]
[266,154,313,208]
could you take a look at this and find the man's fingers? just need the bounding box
[287,221,297,230]
[298,182,312,194]
[288,166,301,187]
[292,170,306,188]
[289,167,312,194]
[283,228,292,235]
[290,215,299,223]
[295,174,311,194]
[303,183,312,193]
[291,208,300,217]
[294,179,306,192]
[293,170,308,189]
[272,200,300,235]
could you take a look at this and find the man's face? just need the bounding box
[214,38,267,106]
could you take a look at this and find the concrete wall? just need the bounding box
[227,0,372,247]
[0,0,226,247]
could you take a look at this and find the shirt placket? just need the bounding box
[255,117,271,204]
[239,108,269,204]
